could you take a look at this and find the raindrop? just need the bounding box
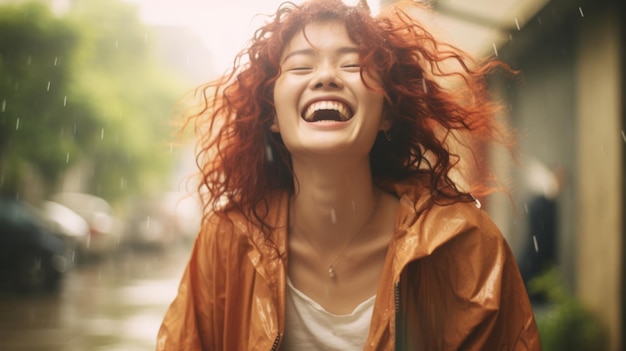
[101,128,105,139]
[73,123,77,135]
[330,208,337,224]
[492,43,498,57]
[16,118,20,130]
[115,40,119,49]
[422,78,427,93]
[532,235,539,252]
[121,177,127,190]
[66,152,70,163]
[170,142,174,154]
[621,130,625,143]
[27,56,32,66]
[579,7,584,17]
[54,57,58,66]
[1,100,5,112]
[523,203,528,214]
[265,145,273,162]
[514,18,520,31]
[47,81,51,91]
[63,96,67,106]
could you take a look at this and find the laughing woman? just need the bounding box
[157,0,541,350]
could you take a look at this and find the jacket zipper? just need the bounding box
[270,333,281,351]
[394,281,401,351]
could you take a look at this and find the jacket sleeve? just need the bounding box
[443,210,542,350]
[156,215,231,351]
[407,207,542,351]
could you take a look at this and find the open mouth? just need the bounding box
[302,101,353,122]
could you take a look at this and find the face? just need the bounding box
[272,20,387,158]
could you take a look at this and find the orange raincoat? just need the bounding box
[157,177,541,350]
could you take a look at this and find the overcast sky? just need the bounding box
[123,0,381,72]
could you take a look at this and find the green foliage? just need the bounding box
[66,0,187,201]
[529,268,609,351]
[0,2,85,191]
[0,0,189,203]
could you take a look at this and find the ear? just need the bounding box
[269,116,280,133]
[379,103,392,131]
[379,117,392,132]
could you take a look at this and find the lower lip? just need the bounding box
[302,119,353,130]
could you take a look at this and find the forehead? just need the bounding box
[281,21,356,57]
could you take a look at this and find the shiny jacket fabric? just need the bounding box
[157,178,541,350]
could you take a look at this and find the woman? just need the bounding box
[157,0,541,350]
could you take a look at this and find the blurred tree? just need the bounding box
[0,0,188,203]
[67,0,188,202]
[0,2,86,197]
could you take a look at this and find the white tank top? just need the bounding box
[281,278,376,350]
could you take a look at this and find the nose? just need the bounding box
[310,64,343,90]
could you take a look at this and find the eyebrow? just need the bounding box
[281,46,360,64]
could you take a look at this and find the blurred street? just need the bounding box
[0,244,191,351]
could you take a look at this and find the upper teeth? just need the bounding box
[303,101,351,121]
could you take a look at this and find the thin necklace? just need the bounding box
[293,190,382,279]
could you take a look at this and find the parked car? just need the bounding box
[0,197,68,292]
[123,198,178,249]
[50,192,123,259]
[39,200,90,264]
[161,191,202,242]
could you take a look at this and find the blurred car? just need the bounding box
[0,197,68,292]
[161,191,202,242]
[122,192,202,249]
[50,192,123,258]
[123,199,179,249]
[39,200,90,263]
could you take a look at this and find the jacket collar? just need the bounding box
[246,174,479,279]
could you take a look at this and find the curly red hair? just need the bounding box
[186,0,515,231]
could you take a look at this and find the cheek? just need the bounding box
[273,78,303,118]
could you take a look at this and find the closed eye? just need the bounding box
[342,64,360,72]
[287,67,313,73]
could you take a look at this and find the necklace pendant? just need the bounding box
[328,266,336,278]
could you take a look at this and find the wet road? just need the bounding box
[0,243,192,351]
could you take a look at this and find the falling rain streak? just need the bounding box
[2,100,5,112]
[265,145,273,162]
[66,152,70,163]
[514,18,520,31]
[492,43,498,57]
[47,81,51,92]
[15,118,20,130]
[63,96,67,106]
[621,130,626,143]
[101,128,105,140]
[579,7,584,17]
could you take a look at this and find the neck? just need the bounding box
[289,155,378,249]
